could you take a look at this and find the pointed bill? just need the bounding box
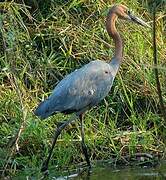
[129,14,151,28]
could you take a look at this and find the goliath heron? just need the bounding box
[34,4,150,172]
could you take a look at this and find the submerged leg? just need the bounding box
[41,114,78,172]
[79,114,91,168]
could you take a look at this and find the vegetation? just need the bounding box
[0,0,165,178]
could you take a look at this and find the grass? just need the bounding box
[0,0,166,178]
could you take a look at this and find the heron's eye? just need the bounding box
[127,10,131,15]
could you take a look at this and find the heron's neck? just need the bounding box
[106,10,123,63]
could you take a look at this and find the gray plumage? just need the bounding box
[36,4,150,172]
[34,58,120,119]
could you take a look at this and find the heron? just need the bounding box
[34,4,150,172]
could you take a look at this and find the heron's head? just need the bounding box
[111,4,150,28]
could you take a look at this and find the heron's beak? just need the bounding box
[129,14,151,28]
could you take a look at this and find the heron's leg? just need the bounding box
[79,114,91,168]
[41,114,78,172]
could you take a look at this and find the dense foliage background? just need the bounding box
[0,0,165,177]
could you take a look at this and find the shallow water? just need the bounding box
[55,162,166,180]
[12,161,166,179]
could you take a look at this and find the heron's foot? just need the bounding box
[87,164,92,176]
[77,163,92,177]
[41,170,49,179]
[81,143,91,169]
[41,161,49,173]
[40,170,49,180]
[88,162,92,169]
[81,161,92,171]
[85,161,92,174]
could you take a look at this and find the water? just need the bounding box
[12,161,166,179]
[54,161,166,180]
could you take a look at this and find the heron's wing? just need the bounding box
[34,60,119,119]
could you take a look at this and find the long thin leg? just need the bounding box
[41,114,78,172]
[79,114,91,168]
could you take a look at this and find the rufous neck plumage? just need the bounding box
[106,9,123,63]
